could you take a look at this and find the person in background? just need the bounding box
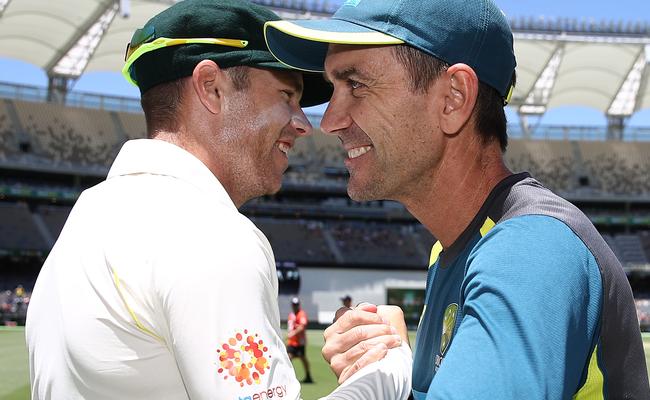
[340,295,352,309]
[286,297,313,384]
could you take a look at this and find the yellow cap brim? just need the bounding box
[264,19,404,72]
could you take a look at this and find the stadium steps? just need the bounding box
[31,212,54,248]
[321,229,345,264]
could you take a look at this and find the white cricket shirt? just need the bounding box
[26,139,412,400]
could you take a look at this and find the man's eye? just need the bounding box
[348,80,363,90]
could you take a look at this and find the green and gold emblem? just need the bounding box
[440,303,458,356]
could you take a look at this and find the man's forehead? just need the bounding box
[324,44,393,78]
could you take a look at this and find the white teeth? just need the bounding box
[348,146,372,159]
[277,142,290,154]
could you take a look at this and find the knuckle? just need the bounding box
[321,344,334,361]
[330,356,346,375]
[352,325,367,342]
[344,347,359,363]
[323,325,334,338]
[358,340,370,352]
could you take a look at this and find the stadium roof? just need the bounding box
[0,0,649,120]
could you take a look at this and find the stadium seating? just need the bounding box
[639,231,650,262]
[505,140,576,193]
[117,112,147,140]
[579,141,650,195]
[0,98,649,274]
[327,221,424,266]
[3,98,649,198]
[614,234,649,264]
[0,202,47,251]
[11,100,124,167]
[36,204,72,240]
[288,130,313,167]
[0,100,20,161]
[310,132,346,169]
[253,217,337,264]
[414,225,438,259]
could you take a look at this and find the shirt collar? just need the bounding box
[438,172,531,266]
[108,139,237,211]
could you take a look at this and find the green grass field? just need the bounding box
[2,328,649,400]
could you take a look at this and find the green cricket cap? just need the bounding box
[265,0,517,103]
[125,0,332,107]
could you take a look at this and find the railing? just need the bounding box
[1,80,650,141]
[0,81,142,114]
[509,16,649,36]
[507,125,650,141]
[249,0,339,15]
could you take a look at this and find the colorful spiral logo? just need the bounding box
[217,330,271,387]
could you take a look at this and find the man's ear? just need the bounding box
[191,59,228,115]
[438,63,479,135]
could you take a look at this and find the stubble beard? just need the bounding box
[219,99,285,204]
[347,167,390,202]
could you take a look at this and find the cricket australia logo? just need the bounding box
[435,303,458,370]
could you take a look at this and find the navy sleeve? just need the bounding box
[426,215,602,399]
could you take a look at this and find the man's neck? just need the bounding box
[401,140,511,249]
[152,127,249,208]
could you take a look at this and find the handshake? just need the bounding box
[323,304,410,384]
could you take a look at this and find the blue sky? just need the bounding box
[1,0,649,126]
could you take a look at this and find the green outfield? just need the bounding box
[1,328,649,400]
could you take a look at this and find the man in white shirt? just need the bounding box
[26,1,411,399]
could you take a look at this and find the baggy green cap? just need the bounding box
[265,0,517,103]
[124,0,331,107]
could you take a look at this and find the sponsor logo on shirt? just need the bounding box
[217,329,271,387]
[435,303,458,371]
[440,303,458,356]
[238,385,288,400]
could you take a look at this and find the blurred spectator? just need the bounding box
[635,299,650,332]
[341,295,352,309]
[287,297,314,384]
[0,286,30,326]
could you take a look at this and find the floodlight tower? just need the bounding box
[510,17,650,141]
[606,44,649,140]
[45,1,120,103]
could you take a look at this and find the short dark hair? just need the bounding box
[392,45,515,152]
[140,65,251,137]
[141,78,186,138]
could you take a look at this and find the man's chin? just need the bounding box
[264,179,283,196]
[347,183,382,202]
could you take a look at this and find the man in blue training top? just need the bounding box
[264,0,650,398]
